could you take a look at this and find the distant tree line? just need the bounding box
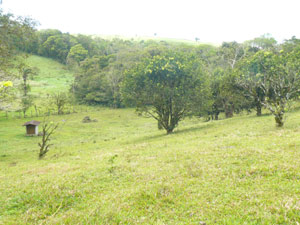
[2,9,300,132]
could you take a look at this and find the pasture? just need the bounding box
[1,108,300,224]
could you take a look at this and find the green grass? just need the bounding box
[26,55,74,97]
[1,54,300,224]
[1,108,300,224]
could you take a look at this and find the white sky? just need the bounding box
[2,0,300,44]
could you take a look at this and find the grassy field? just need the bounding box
[1,107,300,224]
[26,55,74,98]
[1,54,300,224]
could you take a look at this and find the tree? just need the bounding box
[73,55,112,105]
[214,42,249,118]
[51,92,69,115]
[240,50,300,126]
[122,50,210,134]
[0,10,36,111]
[38,120,59,159]
[0,10,36,79]
[73,44,148,107]
[105,47,149,108]
[244,34,277,52]
[75,34,104,57]
[219,41,246,69]
[17,58,38,117]
[236,55,267,116]
[42,34,77,63]
[66,44,88,67]
[0,81,13,110]
[235,35,279,116]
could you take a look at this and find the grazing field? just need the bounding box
[1,107,300,224]
[26,55,74,98]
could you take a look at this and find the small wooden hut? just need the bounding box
[23,120,40,136]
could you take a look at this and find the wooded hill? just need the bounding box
[1,9,300,133]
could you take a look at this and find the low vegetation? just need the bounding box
[38,120,59,159]
[1,108,300,224]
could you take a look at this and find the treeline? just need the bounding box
[23,30,297,132]
[2,9,300,133]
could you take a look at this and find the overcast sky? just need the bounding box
[2,0,300,44]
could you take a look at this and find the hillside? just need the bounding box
[1,53,300,224]
[0,55,75,117]
[1,107,300,224]
[26,55,74,97]
[2,2,300,225]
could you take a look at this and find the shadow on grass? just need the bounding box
[174,122,216,135]
[123,133,167,145]
[126,121,216,145]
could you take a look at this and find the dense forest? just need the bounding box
[1,9,300,133]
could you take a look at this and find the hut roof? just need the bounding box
[23,120,41,126]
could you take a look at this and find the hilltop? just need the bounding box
[89,34,218,46]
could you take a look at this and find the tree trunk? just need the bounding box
[225,104,233,118]
[158,121,163,130]
[275,114,284,127]
[166,128,174,134]
[256,103,262,116]
[214,112,219,120]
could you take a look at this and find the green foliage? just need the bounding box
[50,92,70,115]
[0,81,14,110]
[0,10,36,111]
[41,34,76,63]
[219,41,246,69]
[203,42,250,119]
[67,44,88,66]
[238,49,300,126]
[23,30,112,64]
[122,50,211,133]
[244,34,277,51]
[73,55,112,105]
[17,57,39,117]
[73,42,150,107]
[236,55,267,116]
[0,9,36,79]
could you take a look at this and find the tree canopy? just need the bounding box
[122,50,210,133]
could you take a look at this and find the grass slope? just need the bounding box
[0,55,75,117]
[26,55,74,97]
[1,108,300,224]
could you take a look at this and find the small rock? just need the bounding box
[82,116,98,123]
